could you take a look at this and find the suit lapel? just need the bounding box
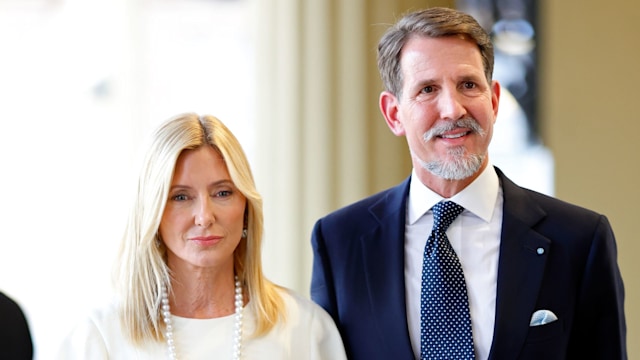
[489,169,551,359]
[360,177,415,359]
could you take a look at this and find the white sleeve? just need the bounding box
[308,303,347,360]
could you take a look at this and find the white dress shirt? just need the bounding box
[405,164,503,360]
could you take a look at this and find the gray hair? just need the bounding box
[377,7,494,97]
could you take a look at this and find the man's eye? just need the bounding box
[463,82,476,89]
[421,86,434,93]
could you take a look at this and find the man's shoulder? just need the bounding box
[500,169,606,225]
[320,179,409,221]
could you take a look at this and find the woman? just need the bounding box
[57,113,346,359]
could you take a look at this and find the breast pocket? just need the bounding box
[526,318,563,343]
[517,319,567,360]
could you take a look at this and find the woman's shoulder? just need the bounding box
[262,287,347,359]
[55,301,122,359]
[63,300,119,333]
[56,300,165,359]
[275,287,334,324]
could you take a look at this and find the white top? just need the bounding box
[405,164,503,360]
[56,288,347,360]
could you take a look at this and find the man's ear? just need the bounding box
[379,91,405,136]
[491,80,501,121]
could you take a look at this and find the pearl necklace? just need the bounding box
[161,276,244,360]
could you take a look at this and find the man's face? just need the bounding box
[381,35,500,181]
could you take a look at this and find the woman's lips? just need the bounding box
[190,235,222,245]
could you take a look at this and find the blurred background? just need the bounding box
[0,0,637,358]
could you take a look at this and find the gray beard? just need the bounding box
[420,118,486,180]
[420,146,485,180]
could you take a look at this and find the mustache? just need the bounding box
[423,118,485,142]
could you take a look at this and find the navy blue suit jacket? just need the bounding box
[310,167,626,359]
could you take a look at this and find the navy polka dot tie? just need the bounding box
[420,201,475,359]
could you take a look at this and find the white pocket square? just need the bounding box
[529,309,558,326]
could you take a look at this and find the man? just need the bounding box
[310,7,626,360]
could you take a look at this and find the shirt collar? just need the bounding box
[408,164,499,224]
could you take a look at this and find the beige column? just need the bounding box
[252,0,452,293]
[540,0,639,356]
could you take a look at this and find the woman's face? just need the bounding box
[159,146,246,272]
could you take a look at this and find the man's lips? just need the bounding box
[424,118,484,142]
[437,129,470,139]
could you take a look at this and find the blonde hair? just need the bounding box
[114,113,284,345]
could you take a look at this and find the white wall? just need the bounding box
[0,1,253,358]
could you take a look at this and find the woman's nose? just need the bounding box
[195,199,215,227]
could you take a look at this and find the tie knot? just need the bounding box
[432,201,464,233]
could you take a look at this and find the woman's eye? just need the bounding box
[214,190,233,198]
[172,194,189,201]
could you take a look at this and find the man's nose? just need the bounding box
[437,88,466,121]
